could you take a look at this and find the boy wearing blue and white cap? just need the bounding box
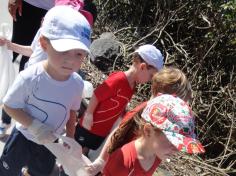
[0,5,91,176]
[75,44,164,156]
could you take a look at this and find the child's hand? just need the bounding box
[85,157,105,176]
[0,37,9,46]
[28,119,57,144]
[82,112,93,130]
[59,135,82,157]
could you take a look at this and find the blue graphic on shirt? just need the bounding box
[25,80,67,131]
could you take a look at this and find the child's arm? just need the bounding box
[86,126,118,175]
[66,110,77,138]
[98,126,118,160]
[3,104,57,144]
[3,104,33,127]
[7,40,33,57]
[82,93,98,130]
[0,37,33,57]
[85,93,98,114]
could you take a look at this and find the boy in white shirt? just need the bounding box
[0,5,91,176]
[0,0,96,138]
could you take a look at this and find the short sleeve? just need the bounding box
[70,79,84,111]
[3,73,28,109]
[71,91,83,111]
[94,72,122,102]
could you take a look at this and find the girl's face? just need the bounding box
[149,127,178,160]
[40,37,87,81]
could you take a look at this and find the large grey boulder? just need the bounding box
[90,32,124,71]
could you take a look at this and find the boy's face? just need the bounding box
[42,38,87,79]
[136,63,158,84]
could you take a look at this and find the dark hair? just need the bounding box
[132,53,155,70]
[107,105,164,153]
[84,0,97,22]
[107,109,144,153]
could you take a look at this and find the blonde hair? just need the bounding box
[151,67,192,101]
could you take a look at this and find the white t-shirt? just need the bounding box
[3,62,84,142]
[24,0,55,10]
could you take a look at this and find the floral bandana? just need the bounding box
[141,94,205,154]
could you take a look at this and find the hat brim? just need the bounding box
[50,39,91,55]
[163,131,205,154]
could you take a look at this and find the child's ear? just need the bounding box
[143,123,152,137]
[140,63,148,70]
[39,36,48,51]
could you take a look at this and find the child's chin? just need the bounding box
[62,68,74,74]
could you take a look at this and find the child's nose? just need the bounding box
[64,56,74,63]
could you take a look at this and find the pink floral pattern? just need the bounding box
[141,94,205,154]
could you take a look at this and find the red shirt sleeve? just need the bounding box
[94,72,124,102]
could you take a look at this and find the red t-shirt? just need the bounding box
[80,72,134,137]
[103,141,161,176]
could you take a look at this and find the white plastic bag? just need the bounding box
[45,135,91,176]
[0,23,17,104]
[82,80,94,99]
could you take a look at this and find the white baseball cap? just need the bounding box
[41,5,91,54]
[135,44,164,71]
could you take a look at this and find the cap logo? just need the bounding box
[149,104,167,125]
[49,19,58,34]
[81,27,90,40]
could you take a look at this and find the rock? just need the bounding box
[194,166,202,173]
[90,32,124,71]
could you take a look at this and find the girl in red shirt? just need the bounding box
[103,93,205,176]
